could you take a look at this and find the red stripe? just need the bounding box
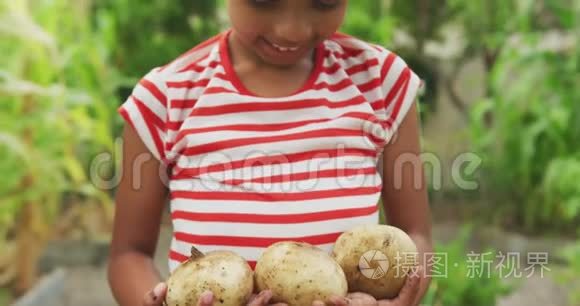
[167,78,210,89]
[187,96,366,117]
[134,98,165,159]
[370,99,383,111]
[181,128,368,156]
[172,148,376,179]
[118,107,137,133]
[132,96,165,128]
[202,86,238,95]
[170,99,198,109]
[169,250,189,263]
[322,63,341,74]
[321,59,383,75]
[214,72,229,80]
[174,232,342,248]
[168,111,379,148]
[171,205,378,224]
[171,186,381,202]
[139,79,167,107]
[380,53,397,80]
[387,71,412,127]
[312,78,353,92]
[385,68,411,109]
[324,49,365,60]
[178,58,220,73]
[357,76,381,93]
[248,261,256,270]
[166,120,185,132]
[346,58,380,75]
[222,167,377,185]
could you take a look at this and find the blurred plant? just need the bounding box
[554,242,580,305]
[0,0,120,299]
[93,0,222,80]
[341,0,396,46]
[469,9,580,232]
[421,225,512,306]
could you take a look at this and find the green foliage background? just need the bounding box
[0,0,578,305]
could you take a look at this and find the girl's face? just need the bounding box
[227,0,348,67]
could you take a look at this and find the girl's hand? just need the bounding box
[312,295,352,306]
[142,282,215,306]
[319,266,423,306]
[375,266,422,306]
[142,283,167,306]
[247,290,288,306]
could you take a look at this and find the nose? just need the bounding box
[273,14,313,45]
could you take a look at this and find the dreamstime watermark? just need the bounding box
[358,251,552,280]
[89,137,484,192]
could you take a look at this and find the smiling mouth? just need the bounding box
[265,39,300,52]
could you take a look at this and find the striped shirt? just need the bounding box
[118,29,422,272]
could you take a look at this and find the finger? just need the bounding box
[247,294,258,304]
[246,290,272,306]
[197,290,214,306]
[346,292,378,306]
[143,283,167,306]
[399,267,422,302]
[346,292,376,301]
[378,267,423,306]
[328,295,350,306]
[312,301,326,306]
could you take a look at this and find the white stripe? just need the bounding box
[122,101,160,160]
[207,76,239,92]
[170,65,225,83]
[174,154,377,180]
[384,70,421,143]
[175,100,372,131]
[381,56,407,95]
[168,43,220,73]
[170,173,381,194]
[171,213,379,238]
[171,115,375,149]
[175,135,375,163]
[167,76,236,101]
[169,82,363,110]
[170,192,380,215]
[132,84,166,121]
[316,64,380,87]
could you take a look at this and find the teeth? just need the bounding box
[271,42,299,52]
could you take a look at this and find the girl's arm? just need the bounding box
[107,125,170,305]
[381,102,434,306]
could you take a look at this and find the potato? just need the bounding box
[254,241,348,306]
[331,224,418,300]
[165,246,254,306]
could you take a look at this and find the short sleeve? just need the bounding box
[376,52,423,144]
[118,67,168,163]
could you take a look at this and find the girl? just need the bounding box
[107,0,433,305]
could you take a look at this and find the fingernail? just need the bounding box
[202,291,213,304]
[263,290,272,300]
[153,283,166,298]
